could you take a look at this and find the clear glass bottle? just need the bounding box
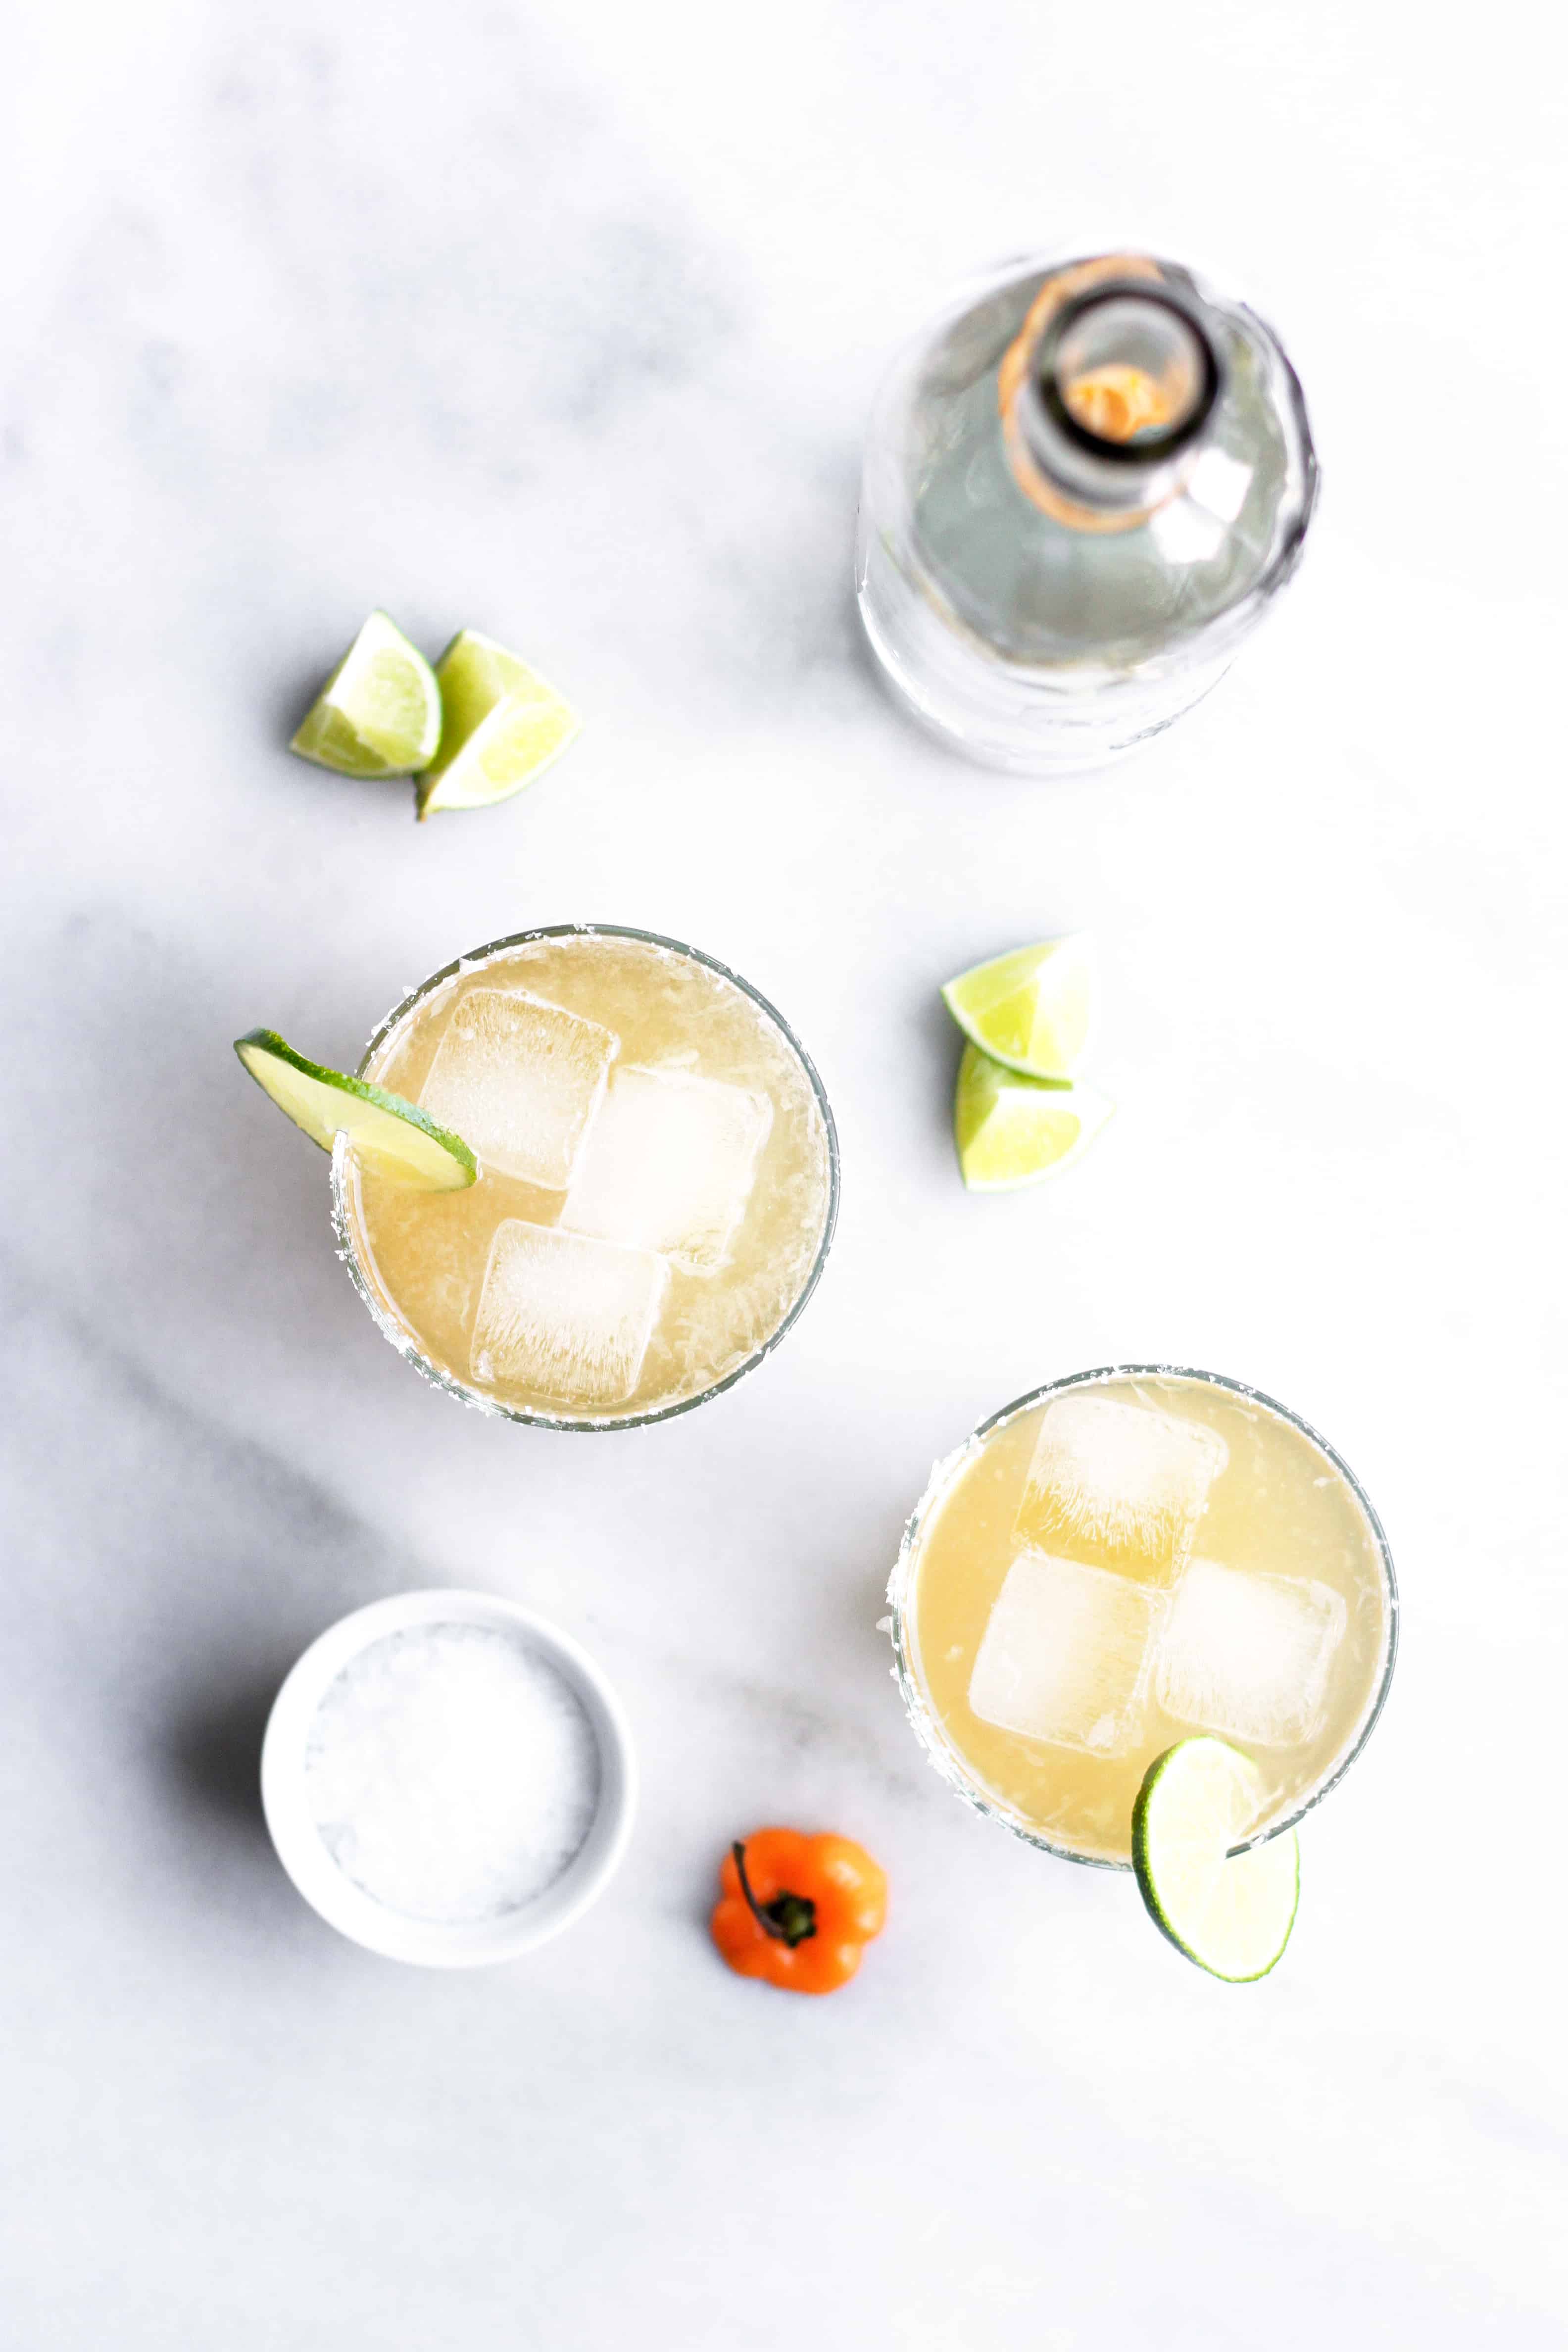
[855,251,1318,774]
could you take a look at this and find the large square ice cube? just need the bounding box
[559,1065,772,1274]
[1155,1556,1347,1748]
[470,1219,668,1407]
[419,988,617,1191]
[968,1550,1161,1756]
[1015,1392,1227,1585]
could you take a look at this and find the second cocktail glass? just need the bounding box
[888,1367,1397,1868]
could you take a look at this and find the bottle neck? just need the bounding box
[999,264,1222,535]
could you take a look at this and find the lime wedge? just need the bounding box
[290,612,442,778]
[234,1030,477,1190]
[1132,1738,1299,1981]
[415,629,581,818]
[954,1042,1112,1190]
[941,935,1096,1079]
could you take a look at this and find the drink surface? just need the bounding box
[340,932,833,1423]
[898,1373,1392,1865]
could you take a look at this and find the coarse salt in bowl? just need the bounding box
[261,1590,637,1965]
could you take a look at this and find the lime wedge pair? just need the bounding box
[291,616,580,817]
[942,936,1113,1189]
[235,1031,476,1191]
[1133,1738,1300,1980]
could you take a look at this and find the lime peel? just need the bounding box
[234,1029,477,1191]
[941,934,1096,1079]
[290,612,442,779]
[1131,1737,1300,1981]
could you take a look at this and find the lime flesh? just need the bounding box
[954,1042,1113,1190]
[234,1030,477,1190]
[941,935,1096,1079]
[1132,1738,1300,1981]
[416,628,581,817]
[290,612,442,778]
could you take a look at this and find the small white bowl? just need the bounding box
[260,1589,637,1966]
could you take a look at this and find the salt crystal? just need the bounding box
[305,1624,601,1923]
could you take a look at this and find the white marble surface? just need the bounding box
[4,3,1566,2343]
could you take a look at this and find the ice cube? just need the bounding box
[559,1065,772,1274]
[1155,1556,1347,1748]
[1015,1392,1228,1584]
[470,1219,669,1407]
[419,988,617,1191]
[968,1549,1161,1756]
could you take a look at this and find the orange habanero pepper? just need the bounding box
[711,1829,887,1995]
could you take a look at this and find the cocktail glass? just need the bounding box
[887,1365,1397,1867]
[331,925,839,1431]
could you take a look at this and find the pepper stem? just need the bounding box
[732,1840,817,1948]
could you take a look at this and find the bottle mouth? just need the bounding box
[1005,277,1225,528]
[1037,282,1221,466]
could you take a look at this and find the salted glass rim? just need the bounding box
[886,1364,1399,1872]
[329,923,840,1432]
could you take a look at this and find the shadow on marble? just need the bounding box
[11,902,392,1400]
[264,655,428,819]
[818,1491,920,1657]
[163,1663,294,1848]
[917,986,967,1156]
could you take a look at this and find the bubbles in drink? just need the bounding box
[419,987,617,1190]
[561,1066,772,1274]
[470,1219,668,1407]
[968,1549,1161,1756]
[1154,1557,1347,1749]
[1015,1391,1227,1583]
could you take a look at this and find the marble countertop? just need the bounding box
[5,3,1565,2345]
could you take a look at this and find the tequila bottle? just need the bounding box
[856,252,1318,773]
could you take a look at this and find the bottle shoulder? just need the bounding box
[862,255,1316,671]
